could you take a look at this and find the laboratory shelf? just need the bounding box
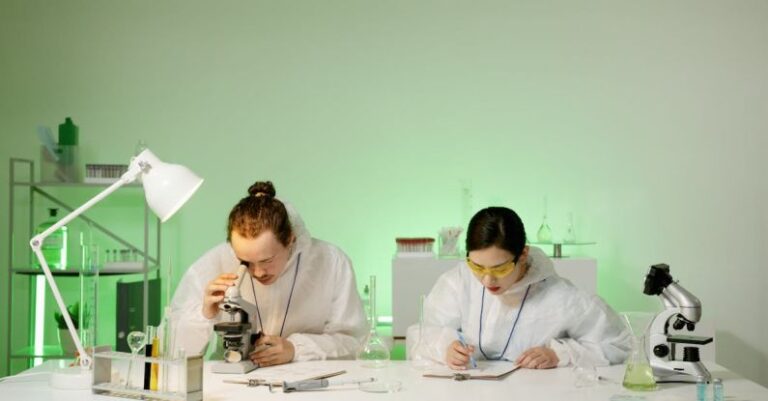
[10,345,74,359]
[12,266,159,276]
[529,241,597,258]
[6,157,161,376]
[13,181,141,188]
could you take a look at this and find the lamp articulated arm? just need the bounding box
[28,157,148,369]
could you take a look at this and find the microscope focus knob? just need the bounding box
[653,344,670,358]
[683,346,700,362]
[224,349,244,363]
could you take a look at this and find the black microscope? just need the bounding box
[211,265,260,374]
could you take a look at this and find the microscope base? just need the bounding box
[212,361,258,374]
[656,374,707,383]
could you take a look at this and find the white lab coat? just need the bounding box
[407,246,631,367]
[169,205,368,361]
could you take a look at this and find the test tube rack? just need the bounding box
[92,351,203,401]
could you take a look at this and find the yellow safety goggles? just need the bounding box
[466,258,517,278]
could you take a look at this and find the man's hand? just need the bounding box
[446,340,475,370]
[202,273,238,319]
[249,335,295,367]
[516,346,559,369]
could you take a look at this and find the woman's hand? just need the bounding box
[202,273,238,319]
[249,335,295,367]
[446,340,475,370]
[516,346,559,369]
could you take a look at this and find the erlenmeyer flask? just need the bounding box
[409,295,433,370]
[357,275,390,368]
[621,312,657,391]
[564,212,576,244]
[536,197,552,243]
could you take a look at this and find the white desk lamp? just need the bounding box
[28,148,203,389]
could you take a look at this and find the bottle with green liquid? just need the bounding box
[34,208,68,270]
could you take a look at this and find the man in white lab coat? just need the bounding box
[170,181,367,366]
[408,207,631,370]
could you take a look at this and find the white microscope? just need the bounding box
[212,265,260,374]
[643,264,713,383]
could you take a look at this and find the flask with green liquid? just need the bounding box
[621,312,657,391]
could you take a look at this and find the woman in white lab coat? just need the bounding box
[170,181,367,367]
[409,207,630,370]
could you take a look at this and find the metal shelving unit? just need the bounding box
[6,158,161,374]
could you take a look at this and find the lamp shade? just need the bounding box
[137,149,204,222]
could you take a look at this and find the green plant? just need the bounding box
[53,302,79,330]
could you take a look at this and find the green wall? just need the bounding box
[1,0,767,384]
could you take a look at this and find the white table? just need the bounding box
[2,360,766,401]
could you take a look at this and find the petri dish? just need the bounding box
[359,380,402,393]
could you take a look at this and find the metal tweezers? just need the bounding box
[224,370,347,393]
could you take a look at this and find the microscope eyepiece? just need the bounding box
[643,263,673,295]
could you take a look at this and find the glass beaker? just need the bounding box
[621,312,657,391]
[571,350,599,388]
[357,275,390,368]
[438,227,463,258]
[409,295,434,370]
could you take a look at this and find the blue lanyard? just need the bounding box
[478,284,531,360]
[249,252,301,337]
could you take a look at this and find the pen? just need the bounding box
[456,330,477,369]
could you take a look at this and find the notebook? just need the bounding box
[423,361,521,380]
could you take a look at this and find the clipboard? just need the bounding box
[423,363,521,381]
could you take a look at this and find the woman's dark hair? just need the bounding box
[227,181,293,246]
[466,207,526,261]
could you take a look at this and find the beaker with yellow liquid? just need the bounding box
[621,312,657,391]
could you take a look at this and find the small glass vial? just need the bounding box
[713,378,723,401]
[696,378,707,401]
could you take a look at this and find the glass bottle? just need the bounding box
[34,208,68,270]
[713,378,723,401]
[357,275,390,368]
[409,295,433,370]
[621,312,657,391]
[696,378,707,401]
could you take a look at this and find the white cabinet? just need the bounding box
[391,255,597,338]
[551,257,597,295]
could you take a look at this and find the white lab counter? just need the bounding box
[2,360,766,401]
